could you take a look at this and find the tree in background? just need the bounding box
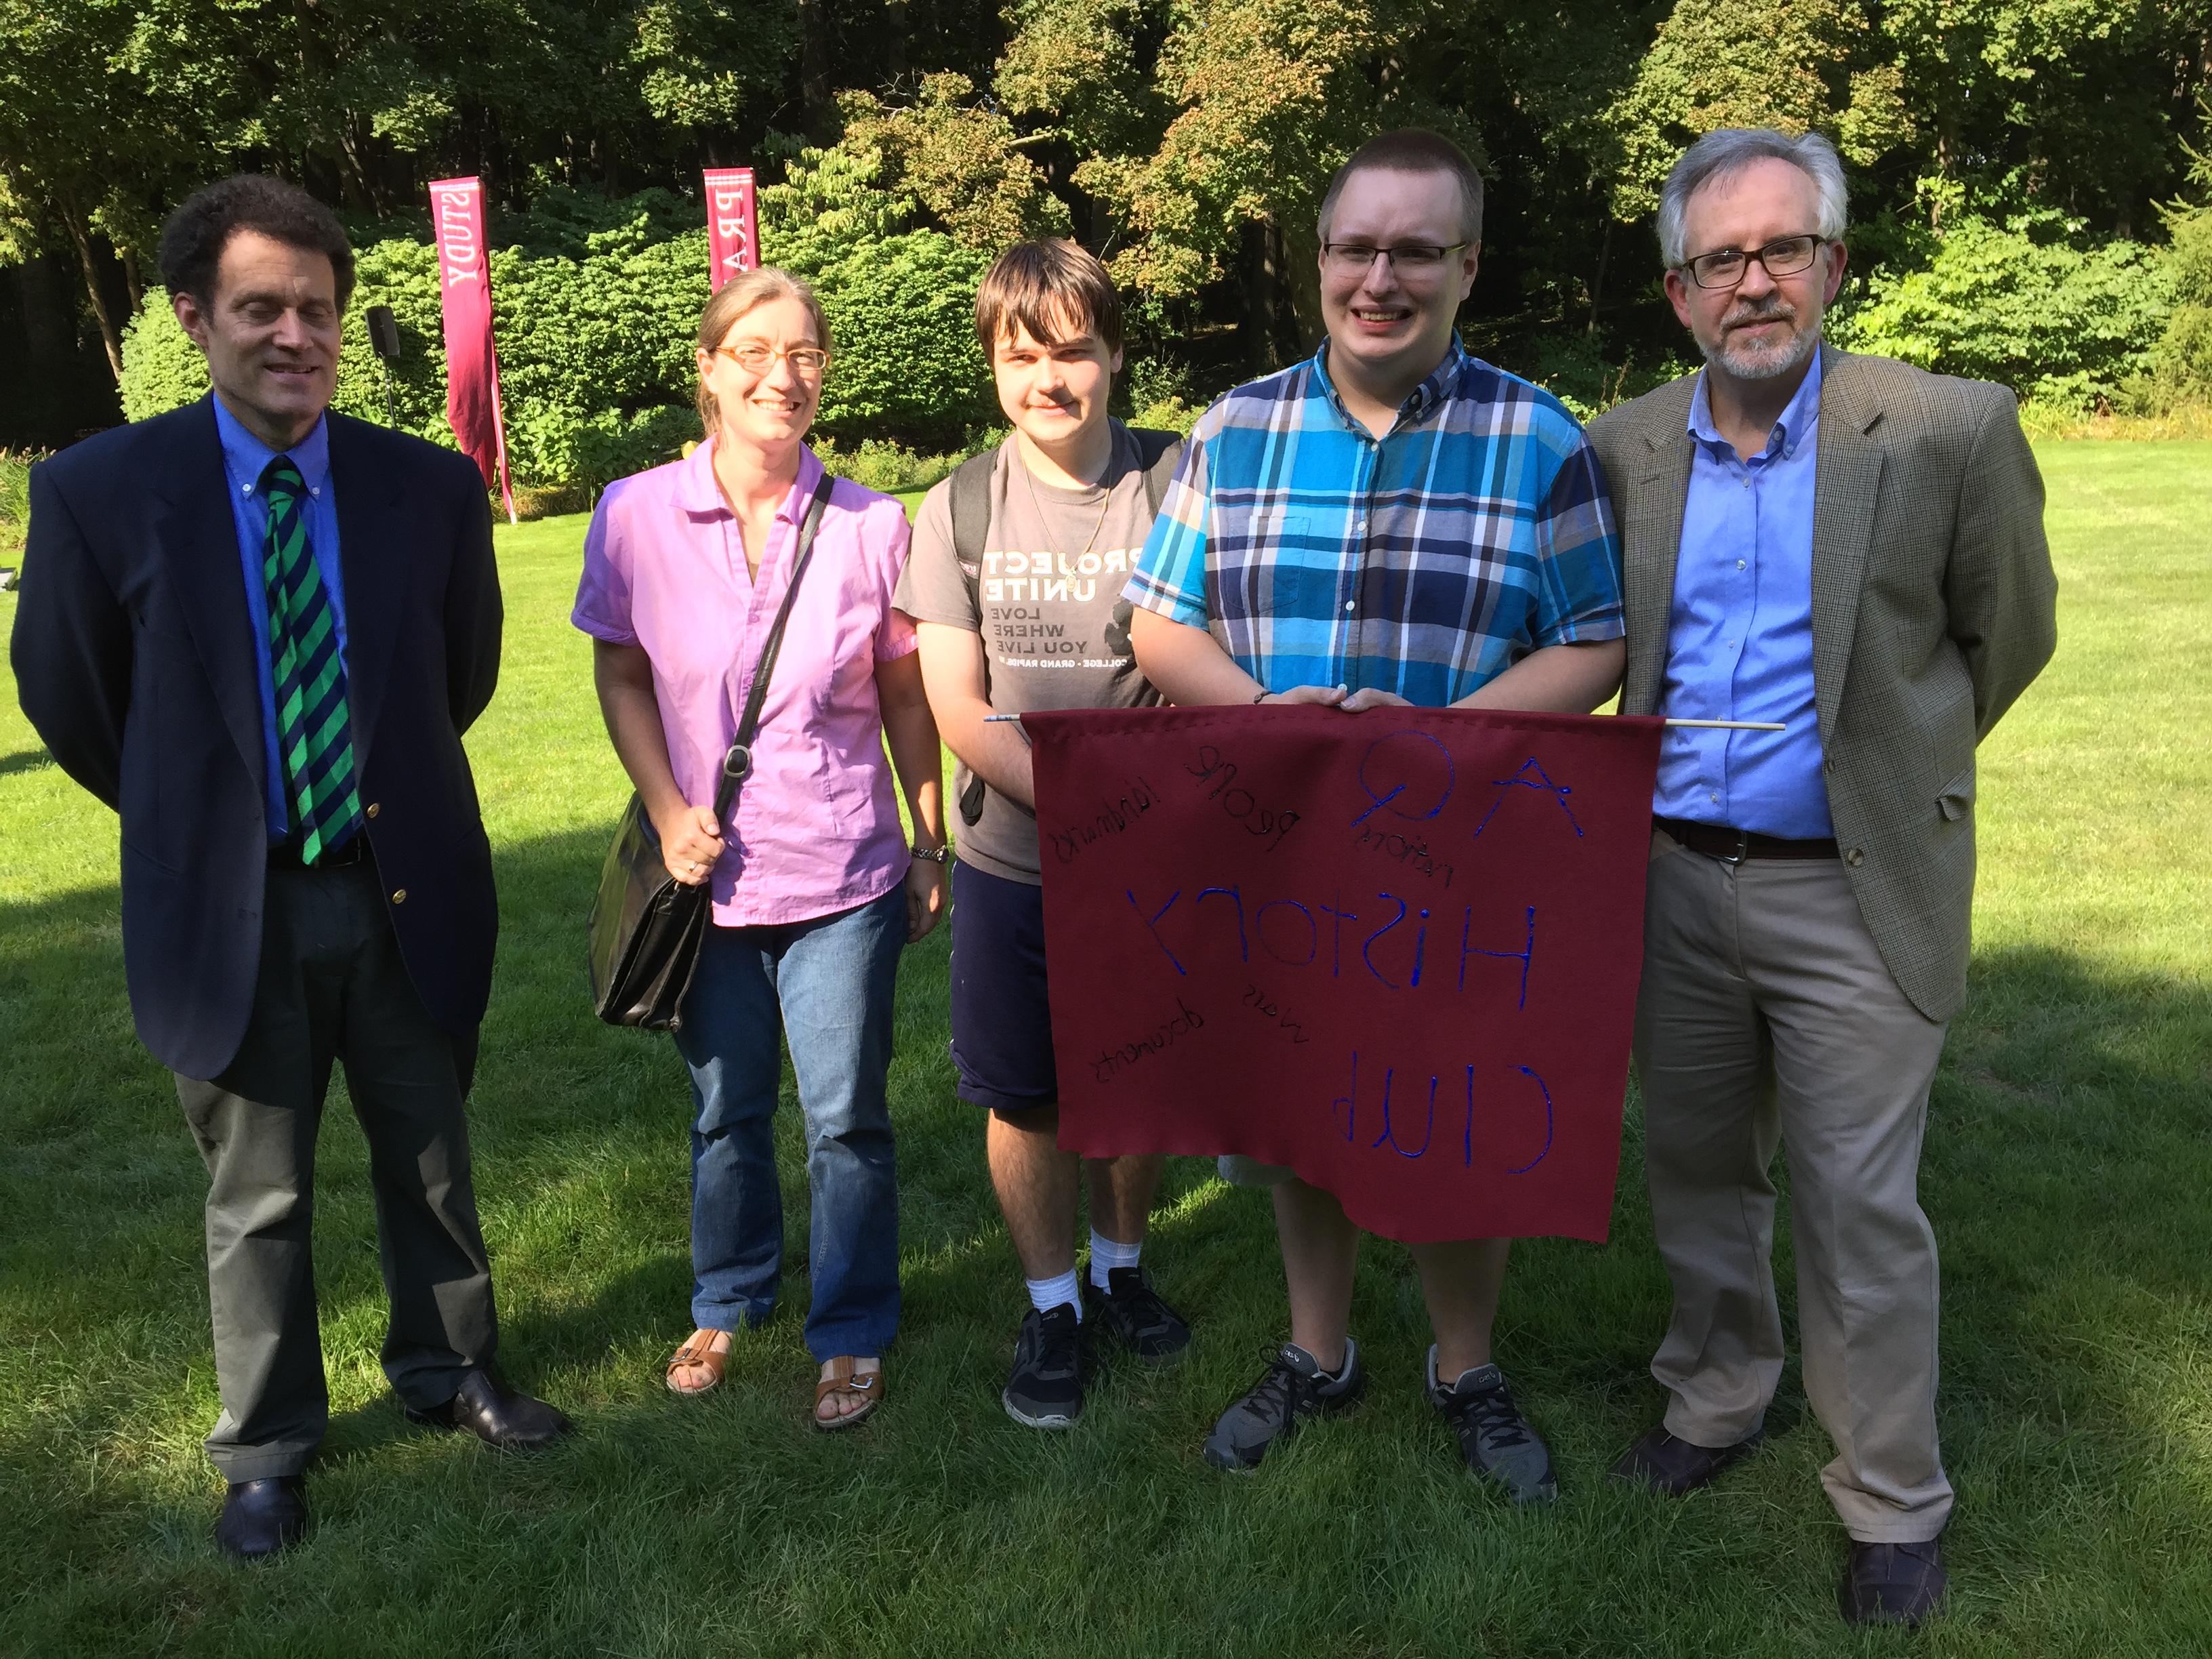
[10,0,2211,450]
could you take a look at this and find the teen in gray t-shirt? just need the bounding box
[893,421,1160,884]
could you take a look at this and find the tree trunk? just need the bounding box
[798,0,836,138]
[1244,220,1277,372]
[121,246,144,316]
[64,209,124,382]
[1586,218,1612,337]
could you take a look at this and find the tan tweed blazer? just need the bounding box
[1588,344,2058,1022]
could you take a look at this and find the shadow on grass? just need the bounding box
[0,746,52,778]
[4,830,2211,1653]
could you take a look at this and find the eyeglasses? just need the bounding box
[713,342,830,375]
[1319,241,1469,276]
[1678,234,1828,290]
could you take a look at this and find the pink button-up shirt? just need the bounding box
[573,441,918,927]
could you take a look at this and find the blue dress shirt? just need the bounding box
[1651,351,1832,839]
[212,397,348,838]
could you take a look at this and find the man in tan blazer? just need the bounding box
[1587,128,2056,1629]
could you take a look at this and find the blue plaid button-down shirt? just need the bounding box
[1126,339,1625,706]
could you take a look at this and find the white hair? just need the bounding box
[1656,129,1848,268]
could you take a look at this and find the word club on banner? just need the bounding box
[703,169,760,291]
[1027,705,1666,1245]
[426,175,516,523]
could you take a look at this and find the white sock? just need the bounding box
[1026,1269,1082,1319]
[1088,1229,1141,1290]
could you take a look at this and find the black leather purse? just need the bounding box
[587,470,836,1030]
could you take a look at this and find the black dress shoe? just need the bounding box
[1841,1538,1948,1627]
[406,1367,575,1452]
[215,1476,308,1560]
[1608,1423,1763,1495]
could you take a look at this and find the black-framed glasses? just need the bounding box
[1320,241,1469,276]
[1678,234,1828,290]
[714,342,830,375]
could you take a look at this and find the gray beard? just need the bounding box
[1700,306,1824,382]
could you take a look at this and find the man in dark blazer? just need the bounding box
[1587,131,2056,1628]
[10,175,571,1561]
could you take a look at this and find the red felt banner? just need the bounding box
[1028,706,1666,1244]
[427,176,515,520]
[703,168,760,291]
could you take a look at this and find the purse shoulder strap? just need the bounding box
[712,468,838,821]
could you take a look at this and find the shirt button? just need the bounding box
[1345,600,1356,612]
[391,888,408,904]
[1845,848,1864,868]
[1708,792,1720,804]
[365,802,381,818]
[1736,559,1746,571]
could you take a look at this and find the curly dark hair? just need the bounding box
[157,175,356,312]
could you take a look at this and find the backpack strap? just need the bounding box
[947,448,998,618]
[1129,427,1185,515]
[945,447,999,828]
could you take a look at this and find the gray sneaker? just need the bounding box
[1427,1347,1557,1504]
[1202,1340,1365,1471]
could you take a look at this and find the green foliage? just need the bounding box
[116,184,994,484]
[804,233,996,449]
[1830,216,2173,409]
[836,75,1070,251]
[760,144,1000,449]
[1602,0,1912,221]
[2145,108,2212,407]
[0,448,38,560]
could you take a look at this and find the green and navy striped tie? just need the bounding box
[260,455,363,863]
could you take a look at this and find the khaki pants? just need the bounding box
[1633,830,1953,1542]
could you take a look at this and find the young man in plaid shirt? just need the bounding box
[1127,129,1627,1500]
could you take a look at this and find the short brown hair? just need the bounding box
[975,238,1123,357]
[1316,129,1486,248]
[695,266,831,434]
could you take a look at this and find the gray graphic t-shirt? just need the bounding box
[894,422,1163,883]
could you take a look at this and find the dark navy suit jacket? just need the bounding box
[9,396,503,1080]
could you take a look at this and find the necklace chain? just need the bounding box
[1017,435,1118,567]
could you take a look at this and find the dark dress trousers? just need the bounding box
[10,395,508,1479]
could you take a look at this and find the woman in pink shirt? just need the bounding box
[573,268,947,1428]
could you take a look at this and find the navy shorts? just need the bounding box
[947,860,1059,1117]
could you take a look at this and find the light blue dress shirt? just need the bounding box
[1651,351,1832,839]
[212,397,348,838]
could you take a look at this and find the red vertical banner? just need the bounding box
[428,176,516,524]
[703,168,759,290]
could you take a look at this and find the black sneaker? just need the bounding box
[1427,1347,1558,1504]
[1002,1303,1092,1429]
[1081,1267,1192,1365]
[1201,1340,1365,1471]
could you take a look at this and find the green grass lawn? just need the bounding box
[2,444,2207,1656]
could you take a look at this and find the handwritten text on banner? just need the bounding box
[1028,706,1666,1244]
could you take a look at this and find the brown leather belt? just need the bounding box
[1655,816,1839,862]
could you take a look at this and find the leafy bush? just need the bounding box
[1830,216,2173,410]
[0,449,42,561]
[117,185,1000,488]
[808,436,977,495]
[2143,115,2212,409]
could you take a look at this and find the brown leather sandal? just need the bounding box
[665,1330,731,1396]
[812,1357,883,1430]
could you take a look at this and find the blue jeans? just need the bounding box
[674,885,904,1360]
